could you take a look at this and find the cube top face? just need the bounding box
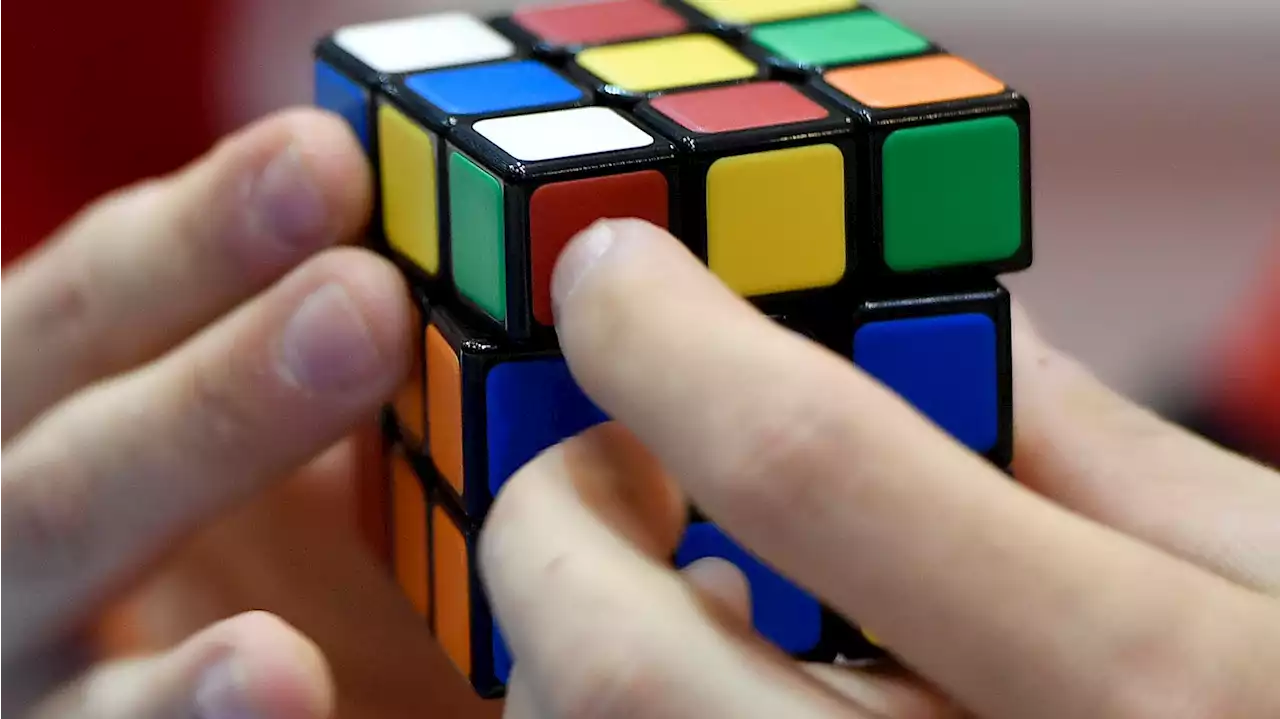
[683,0,860,27]
[823,54,1009,112]
[638,80,850,151]
[507,0,692,51]
[747,10,932,72]
[400,59,588,119]
[330,12,517,76]
[464,105,673,173]
[572,33,762,99]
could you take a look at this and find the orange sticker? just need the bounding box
[825,54,1005,109]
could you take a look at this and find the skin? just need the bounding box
[3,108,1278,719]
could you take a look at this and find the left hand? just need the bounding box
[2,108,497,719]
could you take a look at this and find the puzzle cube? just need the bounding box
[632,80,853,306]
[851,282,1013,465]
[314,0,1036,700]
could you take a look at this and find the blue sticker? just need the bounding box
[405,59,584,117]
[315,61,370,150]
[485,358,608,498]
[676,523,823,654]
[853,312,999,453]
[493,620,513,684]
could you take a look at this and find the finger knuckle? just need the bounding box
[177,352,263,457]
[708,393,848,526]
[549,642,664,719]
[2,454,97,579]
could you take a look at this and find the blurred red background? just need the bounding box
[3,2,223,264]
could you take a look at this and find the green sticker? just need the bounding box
[449,152,507,322]
[751,12,929,67]
[881,116,1024,272]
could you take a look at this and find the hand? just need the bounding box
[480,219,1280,718]
[1,109,486,719]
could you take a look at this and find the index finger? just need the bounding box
[549,219,1280,719]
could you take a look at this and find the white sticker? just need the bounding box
[334,12,516,74]
[473,106,657,163]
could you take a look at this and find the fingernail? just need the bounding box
[279,283,381,392]
[254,143,328,248]
[551,219,618,318]
[195,658,259,719]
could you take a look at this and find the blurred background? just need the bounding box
[5,0,1278,455]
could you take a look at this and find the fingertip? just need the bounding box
[277,108,375,244]
[203,611,335,719]
[681,556,752,625]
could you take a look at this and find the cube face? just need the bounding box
[706,144,847,296]
[505,0,692,53]
[748,11,931,72]
[675,523,824,655]
[881,116,1025,272]
[572,33,761,98]
[851,286,1012,464]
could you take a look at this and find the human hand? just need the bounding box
[1,108,440,718]
[480,219,1280,718]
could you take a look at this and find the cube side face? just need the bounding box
[851,285,1013,466]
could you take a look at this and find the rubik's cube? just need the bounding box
[314,0,1031,699]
